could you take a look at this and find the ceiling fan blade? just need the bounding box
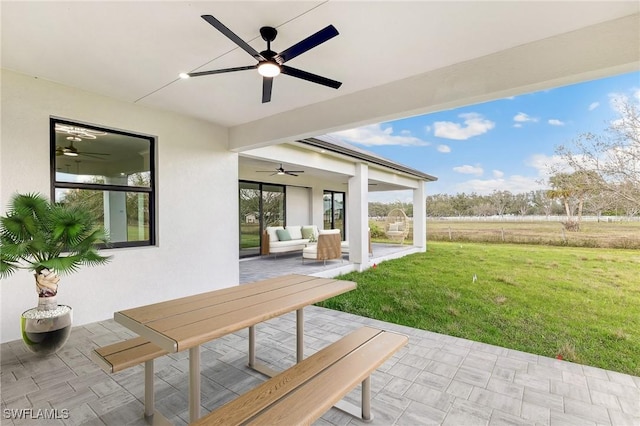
[78,153,108,160]
[285,172,299,177]
[188,65,257,78]
[262,77,273,103]
[201,15,265,61]
[281,65,342,89]
[276,25,339,64]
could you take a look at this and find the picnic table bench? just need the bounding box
[91,336,169,422]
[192,326,408,425]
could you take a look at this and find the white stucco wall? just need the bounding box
[285,186,311,226]
[0,70,239,343]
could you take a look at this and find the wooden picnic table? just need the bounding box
[114,274,356,422]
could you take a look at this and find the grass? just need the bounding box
[317,241,640,375]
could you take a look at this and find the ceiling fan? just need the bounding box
[257,163,304,177]
[56,142,110,160]
[181,15,342,103]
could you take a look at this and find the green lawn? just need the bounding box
[318,241,640,375]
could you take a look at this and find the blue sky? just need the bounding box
[329,71,639,202]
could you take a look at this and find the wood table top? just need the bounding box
[114,274,356,352]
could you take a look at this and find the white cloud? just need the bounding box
[492,169,504,178]
[437,144,451,153]
[525,153,571,179]
[513,112,538,123]
[588,102,600,111]
[548,119,565,126]
[455,175,546,195]
[329,124,429,147]
[433,113,495,140]
[453,165,484,176]
[513,123,523,128]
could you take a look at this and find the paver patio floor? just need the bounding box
[2,246,639,425]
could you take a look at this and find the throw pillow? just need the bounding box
[287,225,302,240]
[301,226,315,240]
[276,229,292,241]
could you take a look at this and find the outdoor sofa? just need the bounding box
[261,225,320,256]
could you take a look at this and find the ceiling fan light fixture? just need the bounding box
[63,150,78,157]
[258,61,280,77]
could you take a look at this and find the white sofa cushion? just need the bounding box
[286,225,302,240]
[272,239,309,248]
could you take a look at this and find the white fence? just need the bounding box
[430,215,640,223]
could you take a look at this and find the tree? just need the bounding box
[548,171,601,230]
[451,193,473,217]
[531,190,555,217]
[489,190,512,217]
[555,97,640,211]
[512,192,531,216]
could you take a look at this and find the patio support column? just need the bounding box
[413,180,427,251]
[311,186,325,227]
[348,163,368,271]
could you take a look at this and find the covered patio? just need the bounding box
[2,2,639,424]
[241,242,416,283]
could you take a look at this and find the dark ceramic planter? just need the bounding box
[20,296,72,356]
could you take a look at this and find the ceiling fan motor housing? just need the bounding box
[260,26,277,43]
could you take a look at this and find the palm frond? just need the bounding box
[0,192,112,281]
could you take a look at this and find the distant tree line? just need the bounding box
[370,186,637,221]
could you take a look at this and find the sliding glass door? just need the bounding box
[323,190,345,240]
[239,181,285,257]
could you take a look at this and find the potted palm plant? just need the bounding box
[0,193,111,355]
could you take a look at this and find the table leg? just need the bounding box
[144,360,154,418]
[296,308,304,363]
[189,346,200,421]
[334,376,374,422]
[362,376,372,421]
[248,325,256,368]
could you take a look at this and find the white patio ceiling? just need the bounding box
[2,1,639,151]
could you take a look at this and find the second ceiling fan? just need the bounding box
[257,163,304,177]
[182,15,342,103]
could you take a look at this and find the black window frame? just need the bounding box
[239,180,286,257]
[50,117,156,249]
[323,190,346,240]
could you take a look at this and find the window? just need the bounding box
[51,118,155,248]
[323,190,345,240]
